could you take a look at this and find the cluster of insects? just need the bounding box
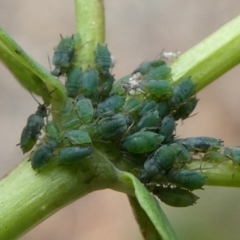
[18,34,238,207]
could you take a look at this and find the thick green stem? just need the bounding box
[171,14,240,91]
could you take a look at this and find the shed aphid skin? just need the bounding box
[64,130,91,145]
[160,50,181,61]
[51,34,75,76]
[75,96,94,123]
[57,146,93,165]
[167,170,207,191]
[31,140,57,170]
[153,185,199,207]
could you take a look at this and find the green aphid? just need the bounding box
[224,147,240,165]
[95,114,130,139]
[99,72,115,97]
[144,65,171,81]
[81,68,99,97]
[132,61,153,75]
[170,143,192,164]
[65,68,83,98]
[140,79,173,100]
[57,146,93,164]
[45,121,61,143]
[61,116,81,130]
[150,59,166,68]
[140,144,178,183]
[153,186,199,207]
[156,100,171,118]
[177,136,223,153]
[136,110,160,131]
[170,77,196,108]
[138,100,157,116]
[173,96,198,120]
[110,75,131,95]
[79,124,95,136]
[203,151,227,163]
[51,35,75,76]
[64,130,91,145]
[167,170,206,191]
[97,95,125,116]
[75,97,94,123]
[122,131,164,154]
[95,44,112,74]
[60,98,76,122]
[19,103,48,153]
[158,115,176,143]
[123,97,142,114]
[31,140,57,170]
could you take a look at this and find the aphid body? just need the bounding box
[81,68,99,97]
[75,97,94,123]
[64,130,91,145]
[95,44,112,74]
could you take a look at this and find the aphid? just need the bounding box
[153,185,199,207]
[158,115,176,143]
[99,72,115,97]
[57,146,93,164]
[19,102,48,153]
[64,130,92,145]
[224,147,240,165]
[97,95,125,116]
[138,100,157,116]
[122,131,164,154]
[170,77,196,108]
[150,59,166,68]
[61,116,81,130]
[65,68,83,98]
[75,97,94,123]
[132,61,153,75]
[173,96,198,120]
[171,143,192,164]
[31,140,57,169]
[136,110,160,131]
[123,152,148,167]
[95,44,112,74]
[140,144,178,183]
[122,97,142,114]
[51,35,75,76]
[144,65,171,81]
[203,151,226,163]
[110,75,131,95]
[60,98,76,122]
[167,170,206,191]
[140,79,173,100]
[156,100,171,118]
[176,137,223,153]
[81,68,99,97]
[95,114,131,139]
[45,121,61,143]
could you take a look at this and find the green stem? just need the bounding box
[171,14,240,91]
[74,0,105,68]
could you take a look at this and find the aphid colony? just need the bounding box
[19,35,234,207]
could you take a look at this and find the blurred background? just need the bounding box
[0,0,240,239]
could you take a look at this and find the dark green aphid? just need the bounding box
[51,35,75,76]
[123,152,148,167]
[123,97,142,114]
[95,114,130,139]
[177,136,223,153]
[45,121,61,143]
[153,186,199,207]
[136,110,160,131]
[75,97,94,123]
[31,140,57,169]
[167,170,206,190]
[138,100,157,116]
[97,95,125,116]
[99,72,115,97]
[156,100,171,118]
[58,146,93,164]
[81,68,99,97]
[159,115,176,143]
[140,144,178,183]
[203,151,227,163]
[132,61,153,75]
[224,147,240,165]
[173,96,198,120]
[171,143,192,164]
[19,103,48,153]
[65,68,83,98]
[64,130,91,145]
[151,59,166,68]
[122,131,164,154]
[144,65,171,81]
[140,80,173,100]
[170,77,195,108]
[95,44,112,74]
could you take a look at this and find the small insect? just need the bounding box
[122,131,164,154]
[60,98,76,122]
[45,121,61,143]
[203,151,227,163]
[140,79,173,100]
[99,72,115,97]
[31,140,57,170]
[136,110,160,131]
[122,97,142,114]
[51,35,75,76]
[158,115,176,143]
[132,61,153,75]
[95,43,112,74]
[156,100,171,118]
[81,68,99,97]
[144,65,171,81]
[97,95,125,117]
[153,185,199,207]
[167,170,207,191]
[110,75,131,95]
[171,143,192,164]
[65,68,83,98]
[176,137,223,153]
[64,130,92,145]
[61,116,81,130]
[224,147,240,165]
[75,96,94,123]
[57,146,93,164]
[138,100,157,116]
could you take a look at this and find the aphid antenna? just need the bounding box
[30,92,42,106]
[47,54,52,72]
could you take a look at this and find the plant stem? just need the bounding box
[171,14,240,91]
